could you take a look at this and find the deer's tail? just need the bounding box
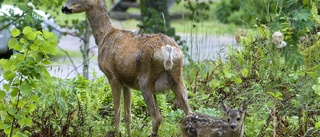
[161,45,176,70]
[153,44,182,70]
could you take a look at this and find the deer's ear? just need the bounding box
[220,101,230,113]
[239,101,248,113]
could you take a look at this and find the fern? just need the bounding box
[283,45,305,70]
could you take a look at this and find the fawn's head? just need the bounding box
[220,101,247,131]
[61,0,104,14]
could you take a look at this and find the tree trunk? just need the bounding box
[82,19,90,79]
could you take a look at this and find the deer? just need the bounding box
[180,101,247,137]
[61,0,193,136]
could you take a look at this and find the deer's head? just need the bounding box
[61,0,101,14]
[220,101,247,131]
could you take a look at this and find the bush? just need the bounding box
[183,24,320,136]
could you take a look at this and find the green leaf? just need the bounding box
[42,29,54,39]
[234,77,242,84]
[20,83,32,95]
[23,117,32,126]
[210,79,221,88]
[20,38,28,45]
[0,59,13,69]
[8,38,21,51]
[11,28,21,37]
[41,41,56,55]
[3,84,10,91]
[30,43,39,51]
[18,100,26,107]
[26,32,36,41]
[3,70,16,81]
[0,90,5,99]
[224,87,230,93]
[293,8,311,21]
[283,46,305,70]
[29,95,39,102]
[8,108,18,115]
[22,26,33,35]
[42,60,51,65]
[17,3,29,11]
[268,91,283,100]
[241,68,248,77]
[312,84,320,96]
[316,121,320,129]
[0,59,7,67]
[26,104,37,112]
[10,88,19,97]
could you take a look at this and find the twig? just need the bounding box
[56,46,79,74]
[66,52,97,78]
[0,12,26,31]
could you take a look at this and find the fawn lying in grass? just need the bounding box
[180,101,247,137]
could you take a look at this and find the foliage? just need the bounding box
[214,0,277,26]
[0,27,111,136]
[0,26,58,136]
[268,0,318,70]
[176,0,213,25]
[0,0,64,31]
[0,0,320,137]
[215,0,319,70]
[183,23,320,136]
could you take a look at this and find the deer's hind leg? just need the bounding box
[139,74,162,136]
[169,61,192,115]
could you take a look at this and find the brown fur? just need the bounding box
[180,101,247,137]
[61,0,192,136]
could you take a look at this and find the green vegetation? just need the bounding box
[1,0,320,136]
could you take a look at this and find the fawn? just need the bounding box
[180,101,247,137]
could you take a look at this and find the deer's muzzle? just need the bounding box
[61,6,72,14]
[230,125,236,130]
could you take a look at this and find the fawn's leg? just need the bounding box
[123,86,132,136]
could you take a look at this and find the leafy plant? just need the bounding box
[0,26,58,136]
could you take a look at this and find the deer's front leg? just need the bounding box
[123,86,132,136]
[139,77,162,136]
[109,79,123,137]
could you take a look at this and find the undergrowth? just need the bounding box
[1,0,320,136]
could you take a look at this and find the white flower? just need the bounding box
[272,31,284,45]
[277,41,287,48]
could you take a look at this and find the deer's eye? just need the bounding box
[236,118,241,121]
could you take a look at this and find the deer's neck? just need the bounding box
[86,4,113,46]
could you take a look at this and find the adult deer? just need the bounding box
[61,0,192,136]
[180,101,247,137]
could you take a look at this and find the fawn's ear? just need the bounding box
[220,101,231,113]
[239,101,248,113]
